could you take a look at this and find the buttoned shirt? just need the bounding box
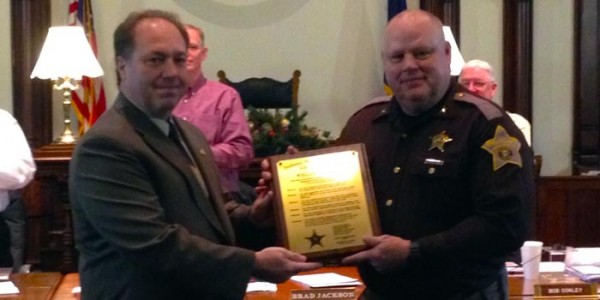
[173,74,253,193]
[0,109,36,211]
[507,112,531,146]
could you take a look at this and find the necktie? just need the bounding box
[168,122,193,164]
[168,121,209,198]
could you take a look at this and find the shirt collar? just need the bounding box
[186,72,208,97]
[153,118,170,136]
[124,95,170,136]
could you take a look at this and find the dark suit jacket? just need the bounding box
[69,94,255,300]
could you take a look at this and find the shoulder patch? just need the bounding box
[349,95,392,118]
[481,125,523,171]
[454,91,503,120]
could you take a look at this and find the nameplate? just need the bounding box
[291,288,356,300]
[535,283,597,298]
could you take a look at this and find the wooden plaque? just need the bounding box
[269,143,381,261]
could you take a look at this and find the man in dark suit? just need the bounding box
[69,9,320,300]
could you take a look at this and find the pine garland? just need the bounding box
[247,106,333,156]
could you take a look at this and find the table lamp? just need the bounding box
[30,26,104,144]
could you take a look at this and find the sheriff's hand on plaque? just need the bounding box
[268,143,380,261]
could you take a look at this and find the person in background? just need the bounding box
[172,24,255,205]
[69,9,320,300]
[0,108,36,272]
[459,59,532,146]
[263,10,533,299]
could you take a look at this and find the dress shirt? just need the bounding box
[173,73,253,193]
[0,109,36,211]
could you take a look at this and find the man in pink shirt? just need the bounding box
[173,24,254,204]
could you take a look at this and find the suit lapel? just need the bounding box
[115,95,231,243]
[175,118,236,244]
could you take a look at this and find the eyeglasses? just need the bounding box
[459,80,494,89]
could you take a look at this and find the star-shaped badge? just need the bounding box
[481,125,523,171]
[305,230,325,248]
[429,131,453,152]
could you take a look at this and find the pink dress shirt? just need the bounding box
[173,74,254,193]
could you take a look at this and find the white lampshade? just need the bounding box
[443,26,465,76]
[30,26,103,80]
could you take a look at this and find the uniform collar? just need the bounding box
[387,81,458,131]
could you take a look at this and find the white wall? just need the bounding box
[0,0,12,112]
[460,0,503,105]
[532,1,573,175]
[51,0,389,138]
[0,0,575,176]
[460,0,573,175]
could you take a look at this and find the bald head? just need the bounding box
[385,10,446,45]
[382,10,451,115]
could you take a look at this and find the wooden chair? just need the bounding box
[217,70,301,109]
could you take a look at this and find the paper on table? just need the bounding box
[291,272,361,288]
[0,268,10,281]
[567,265,600,282]
[246,281,277,293]
[540,262,565,273]
[506,261,565,274]
[0,281,19,295]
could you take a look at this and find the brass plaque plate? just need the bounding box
[269,143,380,261]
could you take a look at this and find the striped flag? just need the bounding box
[384,0,407,95]
[68,0,106,134]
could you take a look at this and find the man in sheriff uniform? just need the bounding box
[338,10,534,299]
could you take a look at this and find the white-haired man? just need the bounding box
[459,59,532,146]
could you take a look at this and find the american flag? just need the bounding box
[68,0,106,134]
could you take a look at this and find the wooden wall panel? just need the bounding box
[502,0,533,122]
[569,192,599,245]
[536,177,600,247]
[573,0,600,173]
[11,0,53,147]
[420,0,460,45]
[536,185,568,245]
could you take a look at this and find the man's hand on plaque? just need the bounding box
[249,190,275,227]
[253,247,322,283]
[341,235,411,273]
[257,145,299,192]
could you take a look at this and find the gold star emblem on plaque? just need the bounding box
[305,230,325,248]
[429,131,453,152]
[481,125,523,171]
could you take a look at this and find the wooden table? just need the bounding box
[1,273,62,300]
[50,269,598,300]
[245,266,364,300]
[50,273,79,300]
[49,267,364,300]
[508,276,534,299]
[247,269,538,300]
